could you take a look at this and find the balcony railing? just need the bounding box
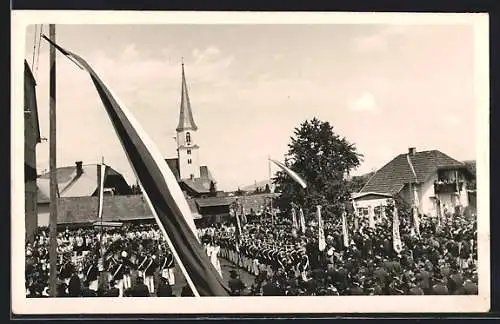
[434,180,464,194]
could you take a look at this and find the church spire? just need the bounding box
[176,60,198,132]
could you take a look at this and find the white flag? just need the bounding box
[299,208,306,234]
[393,206,403,253]
[317,206,326,251]
[97,164,106,219]
[342,211,349,248]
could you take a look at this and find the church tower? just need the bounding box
[176,61,201,180]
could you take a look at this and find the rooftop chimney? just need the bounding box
[75,161,83,176]
[408,147,416,156]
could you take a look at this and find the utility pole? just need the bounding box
[48,24,58,297]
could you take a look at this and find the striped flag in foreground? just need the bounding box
[97,164,106,219]
[47,39,229,296]
[270,159,307,189]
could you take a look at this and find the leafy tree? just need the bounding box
[264,183,271,193]
[273,118,362,222]
[235,187,244,196]
[348,172,375,193]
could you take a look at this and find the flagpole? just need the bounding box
[99,156,104,257]
[268,155,274,225]
[48,24,58,298]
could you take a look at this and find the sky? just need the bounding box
[24,23,477,191]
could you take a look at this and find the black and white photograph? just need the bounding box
[12,11,489,314]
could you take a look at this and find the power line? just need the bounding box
[31,24,38,71]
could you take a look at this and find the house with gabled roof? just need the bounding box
[354,147,475,219]
[37,161,131,226]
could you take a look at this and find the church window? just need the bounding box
[187,149,191,155]
[188,159,192,164]
[186,132,191,144]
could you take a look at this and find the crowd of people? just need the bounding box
[25,204,478,297]
[25,224,179,297]
[206,206,478,296]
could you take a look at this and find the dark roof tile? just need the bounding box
[360,150,465,194]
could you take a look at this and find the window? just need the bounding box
[188,159,192,164]
[186,132,191,144]
[190,174,194,179]
[187,149,191,155]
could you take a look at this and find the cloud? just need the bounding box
[348,92,378,112]
[192,45,222,64]
[352,25,426,53]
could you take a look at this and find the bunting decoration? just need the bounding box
[342,210,349,248]
[393,206,403,253]
[270,159,307,189]
[45,38,229,296]
[317,206,326,252]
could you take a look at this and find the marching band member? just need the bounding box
[144,254,157,294]
[136,252,148,279]
[111,257,126,297]
[121,251,132,290]
[84,257,99,292]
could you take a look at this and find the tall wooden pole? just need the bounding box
[48,24,58,297]
[268,155,274,225]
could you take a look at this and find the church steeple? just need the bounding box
[176,60,198,132]
[176,60,201,180]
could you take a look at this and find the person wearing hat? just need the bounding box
[228,270,245,296]
[156,276,173,297]
[348,280,364,295]
[143,254,157,295]
[84,256,99,292]
[431,276,449,295]
[120,250,133,291]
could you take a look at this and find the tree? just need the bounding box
[273,118,362,221]
[235,187,244,196]
[264,183,271,193]
[348,171,375,193]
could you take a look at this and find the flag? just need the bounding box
[412,186,421,237]
[47,39,229,296]
[299,207,306,234]
[341,211,349,247]
[392,206,403,253]
[291,207,298,229]
[368,205,375,229]
[270,159,307,189]
[235,211,242,253]
[97,164,106,219]
[351,200,359,231]
[317,206,326,251]
[241,206,247,225]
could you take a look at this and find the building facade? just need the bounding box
[355,147,475,219]
[37,162,131,226]
[24,61,41,243]
[176,62,201,180]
